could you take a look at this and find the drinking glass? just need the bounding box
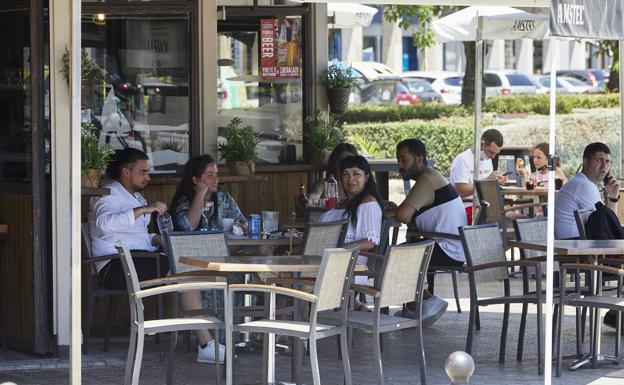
[202,201,214,230]
[262,211,279,235]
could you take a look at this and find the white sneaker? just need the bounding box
[421,296,448,327]
[197,340,225,364]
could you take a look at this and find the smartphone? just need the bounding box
[604,173,612,185]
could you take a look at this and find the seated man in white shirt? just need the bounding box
[554,142,620,239]
[554,142,621,331]
[89,148,169,289]
[89,148,226,364]
[395,139,468,326]
[450,128,506,224]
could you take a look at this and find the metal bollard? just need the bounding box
[445,351,475,385]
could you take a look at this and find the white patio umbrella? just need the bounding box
[327,2,378,28]
[431,6,548,215]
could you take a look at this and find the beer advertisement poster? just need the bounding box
[260,18,301,80]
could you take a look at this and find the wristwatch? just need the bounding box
[608,195,620,203]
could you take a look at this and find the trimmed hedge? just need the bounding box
[342,117,473,173]
[483,94,573,114]
[339,103,468,124]
[338,93,621,124]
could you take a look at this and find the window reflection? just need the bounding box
[217,20,303,163]
[82,14,190,173]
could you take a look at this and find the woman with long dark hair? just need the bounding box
[169,155,246,364]
[310,143,358,200]
[170,154,246,231]
[319,155,383,291]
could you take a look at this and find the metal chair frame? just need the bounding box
[460,223,544,375]
[225,248,358,385]
[115,242,226,385]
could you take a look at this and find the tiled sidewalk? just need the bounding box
[2,275,624,385]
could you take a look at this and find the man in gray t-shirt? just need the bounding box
[554,142,620,239]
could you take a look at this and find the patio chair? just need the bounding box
[82,223,165,355]
[474,179,542,229]
[81,222,125,354]
[225,248,358,385]
[319,241,435,385]
[459,223,544,374]
[574,208,595,240]
[556,262,624,376]
[114,242,226,385]
[513,216,569,360]
[408,228,463,314]
[298,219,349,256]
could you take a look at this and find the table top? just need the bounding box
[509,239,624,255]
[225,232,302,247]
[179,254,323,273]
[500,186,551,196]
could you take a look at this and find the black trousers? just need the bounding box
[99,251,170,290]
[427,243,464,295]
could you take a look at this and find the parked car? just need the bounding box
[484,70,537,97]
[546,69,605,88]
[352,79,419,105]
[402,79,443,102]
[402,71,463,104]
[535,75,598,94]
[349,61,398,82]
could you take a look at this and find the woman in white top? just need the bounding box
[319,155,383,289]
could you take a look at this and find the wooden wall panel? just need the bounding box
[0,192,34,351]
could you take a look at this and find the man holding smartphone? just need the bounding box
[554,142,620,240]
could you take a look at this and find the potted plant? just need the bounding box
[304,111,343,166]
[81,122,114,187]
[218,117,261,176]
[322,63,358,114]
[62,48,107,110]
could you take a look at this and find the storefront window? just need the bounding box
[217,1,300,5]
[218,16,303,163]
[82,14,190,173]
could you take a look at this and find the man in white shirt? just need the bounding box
[554,142,620,239]
[554,142,622,332]
[90,148,226,364]
[89,148,168,289]
[450,128,506,223]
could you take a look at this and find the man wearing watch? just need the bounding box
[554,142,620,240]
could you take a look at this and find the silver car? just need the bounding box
[484,70,537,98]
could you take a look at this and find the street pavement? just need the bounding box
[2,274,624,385]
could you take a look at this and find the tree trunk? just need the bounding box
[461,41,486,108]
[607,42,620,92]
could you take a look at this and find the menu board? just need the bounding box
[259,18,301,80]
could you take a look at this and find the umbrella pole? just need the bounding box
[472,17,484,224]
[614,55,623,385]
[545,38,559,385]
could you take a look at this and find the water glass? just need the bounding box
[262,211,279,235]
[202,201,214,230]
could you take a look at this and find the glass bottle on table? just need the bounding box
[295,183,309,218]
[325,173,338,209]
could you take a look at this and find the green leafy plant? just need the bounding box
[62,48,108,109]
[157,138,183,152]
[350,134,382,159]
[322,64,358,90]
[218,117,261,163]
[304,111,344,151]
[81,122,114,173]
